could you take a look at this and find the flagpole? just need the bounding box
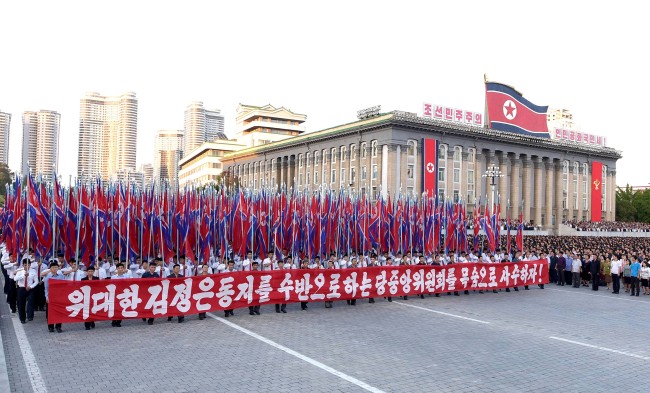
[75,175,82,263]
[25,165,31,259]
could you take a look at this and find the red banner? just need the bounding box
[48,261,549,324]
[591,161,603,221]
[422,138,438,196]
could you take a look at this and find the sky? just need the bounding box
[0,1,647,187]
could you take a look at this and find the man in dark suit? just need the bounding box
[141,263,159,325]
[81,265,100,330]
[167,264,185,323]
[590,255,601,291]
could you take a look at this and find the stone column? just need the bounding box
[509,153,520,219]
[476,150,486,202]
[544,158,553,228]
[521,154,531,222]
[554,160,563,230]
[498,152,508,207]
[533,157,543,227]
[484,150,497,207]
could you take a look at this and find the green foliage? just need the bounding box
[0,163,13,198]
[616,184,650,222]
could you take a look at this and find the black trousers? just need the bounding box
[592,273,600,290]
[612,274,620,293]
[275,304,286,312]
[17,287,29,322]
[46,302,62,329]
[557,270,565,285]
[6,283,17,312]
[34,283,46,310]
[630,277,640,295]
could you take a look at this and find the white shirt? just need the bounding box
[571,259,581,273]
[610,259,623,275]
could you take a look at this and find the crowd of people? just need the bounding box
[3,232,650,333]
[563,219,650,232]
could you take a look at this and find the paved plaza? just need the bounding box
[1,281,649,393]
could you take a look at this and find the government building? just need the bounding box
[220,109,621,231]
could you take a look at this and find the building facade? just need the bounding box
[183,102,225,157]
[224,111,621,230]
[21,110,60,179]
[0,110,10,165]
[138,163,153,189]
[154,129,184,190]
[78,92,138,179]
[233,104,306,148]
[178,140,245,188]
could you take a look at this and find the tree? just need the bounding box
[0,162,13,203]
[616,185,638,222]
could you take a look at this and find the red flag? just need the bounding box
[591,162,603,221]
[423,139,438,195]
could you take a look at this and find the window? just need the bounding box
[351,144,357,161]
[562,160,569,209]
[582,163,588,210]
[467,148,475,204]
[372,164,377,180]
[314,171,319,184]
[331,169,336,183]
[361,166,367,181]
[407,165,414,179]
[306,172,310,185]
[438,144,447,198]
[573,162,579,210]
[350,167,356,183]
[361,142,367,159]
[322,149,327,165]
[306,152,311,167]
[314,151,320,166]
[602,165,607,213]
[331,147,337,164]
[341,168,346,184]
[341,146,347,162]
[453,147,463,203]
[298,154,303,168]
[299,173,303,186]
[371,140,378,158]
[407,140,416,156]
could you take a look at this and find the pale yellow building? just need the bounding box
[232,104,306,148]
[178,140,245,188]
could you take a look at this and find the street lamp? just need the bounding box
[482,165,503,210]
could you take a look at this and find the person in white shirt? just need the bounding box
[610,256,622,294]
[15,259,38,323]
[64,260,87,281]
[571,256,582,288]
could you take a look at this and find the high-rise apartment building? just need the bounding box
[0,110,10,165]
[78,92,138,179]
[183,102,225,157]
[21,110,61,179]
[154,129,184,190]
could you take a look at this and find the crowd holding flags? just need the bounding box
[0,171,526,265]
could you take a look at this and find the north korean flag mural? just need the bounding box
[485,82,549,137]
[591,161,603,222]
[422,138,439,196]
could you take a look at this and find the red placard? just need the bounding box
[591,162,603,221]
[48,262,549,324]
